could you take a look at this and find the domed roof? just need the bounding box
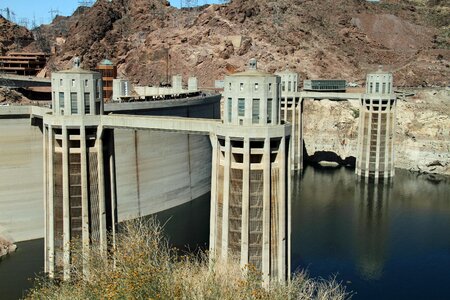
[99,58,114,66]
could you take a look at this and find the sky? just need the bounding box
[0,0,224,28]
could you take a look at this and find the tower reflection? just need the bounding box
[355,179,392,280]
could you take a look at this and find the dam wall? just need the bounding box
[0,117,44,242]
[0,95,221,242]
[115,130,211,221]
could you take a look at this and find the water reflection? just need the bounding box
[293,166,450,300]
[355,180,391,280]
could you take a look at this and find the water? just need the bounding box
[1,167,450,299]
[292,166,450,299]
[0,239,44,300]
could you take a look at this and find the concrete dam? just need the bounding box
[0,58,398,283]
[0,95,220,243]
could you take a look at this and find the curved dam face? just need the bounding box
[0,95,221,242]
[0,117,44,242]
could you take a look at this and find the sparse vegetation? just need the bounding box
[26,219,349,300]
[351,107,360,119]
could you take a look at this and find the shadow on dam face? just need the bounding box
[118,193,211,252]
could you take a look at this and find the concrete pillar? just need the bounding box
[96,126,107,254]
[262,136,270,283]
[62,126,70,280]
[278,136,286,281]
[221,136,231,260]
[47,125,55,277]
[80,126,90,275]
[287,133,292,279]
[108,131,117,251]
[298,97,303,170]
[209,134,218,258]
[43,125,48,274]
[364,102,372,177]
[241,137,250,267]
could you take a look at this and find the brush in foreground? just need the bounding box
[26,219,350,300]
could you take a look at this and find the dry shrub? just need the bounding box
[26,218,350,300]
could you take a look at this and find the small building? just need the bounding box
[303,79,346,92]
[112,78,131,101]
[96,59,117,101]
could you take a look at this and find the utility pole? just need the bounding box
[19,18,29,29]
[48,8,60,22]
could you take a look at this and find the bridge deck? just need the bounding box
[102,114,220,135]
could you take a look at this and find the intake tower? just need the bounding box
[209,59,291,282]
[356,69,397,180]
[44,59,117,279]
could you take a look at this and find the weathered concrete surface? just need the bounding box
[0,97,219,242]
[302,89,450,177]
[0,117,44,242]
[114,129,212,221]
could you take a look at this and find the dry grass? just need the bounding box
[26,219,350,300]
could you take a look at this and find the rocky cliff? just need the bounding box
[303,88,450,178]
[31,0,449,87]
[0,16,36,54]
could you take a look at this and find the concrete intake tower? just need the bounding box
[209,59,292,283]
[43,60,117,279]
[356,69,397,180]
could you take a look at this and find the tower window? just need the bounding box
[369,83,373,93]
[254,83,259,91]
[59,79,63,86]
[70,93,78,114]
[238,98,245,117]
[282,82,285,92]
[252,98,260,124]
[288,81,292,92]
[375,82,380,93]
[229,82,232,91]
[85,80,89,87]
[96,80,101,99]
[382,83,386,94]
[59,92,64,109]
[84,93,90,114]
[71,79,76,87]
[267,98,272,123]
[269,83,272,91]
[240,83,244,91]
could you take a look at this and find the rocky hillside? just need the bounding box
[0,16,37,54]
[31,0,448,87]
